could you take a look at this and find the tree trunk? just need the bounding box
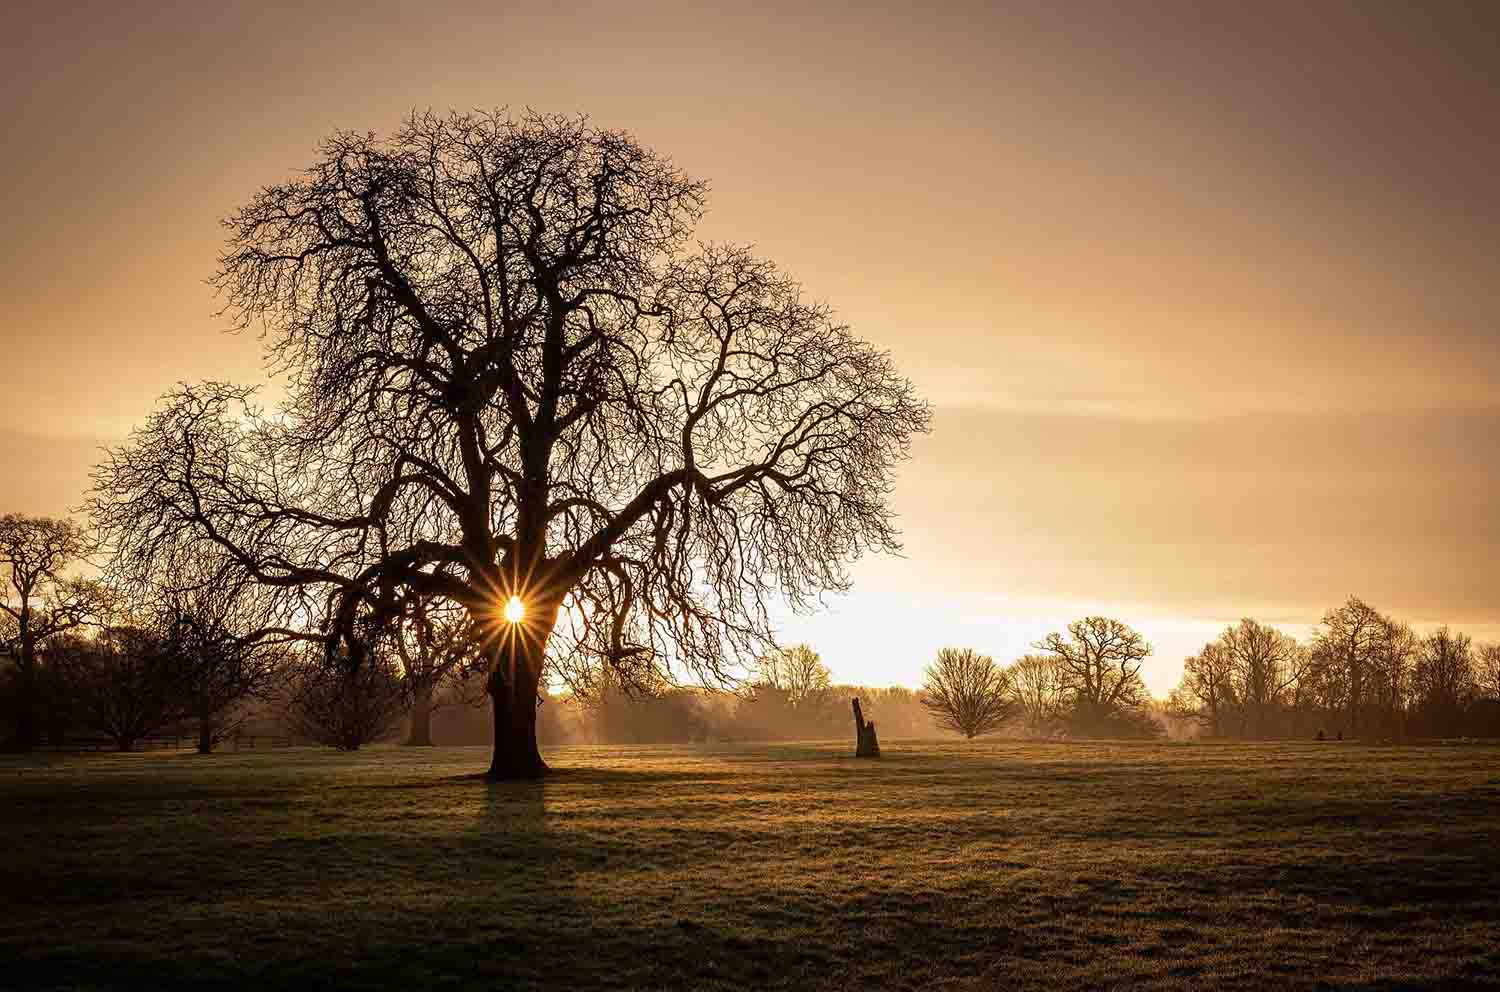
[486,622,551,779]
[195,711,219,750]
[1348,655,1362,738]
[405,682,434,747]
[13,630,36,752]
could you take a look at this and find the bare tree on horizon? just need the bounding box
[0,514,107,751]
[755,643,833,709]
[1315,596,1387,738]
[1218,618,1306,739]
[921,647,1016,739]
[281,644,408,751]
[1477,643,1500,702]
[1037,616,1151,733]
[1180,640,1236,737]
[1009,653,1066,735]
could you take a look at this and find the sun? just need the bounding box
[503,595,526,624]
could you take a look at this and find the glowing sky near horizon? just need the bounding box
[3,1,1498,692]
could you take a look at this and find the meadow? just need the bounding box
[3,740,1498,990]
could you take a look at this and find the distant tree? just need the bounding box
[282,647,407,751]
[89,110,930,778]
[1314,597,1387,737]
[1037,617,1152,735]
[1218,619,1304,738]
[1476,643,1500,701]
[153,573,292,753]
[853,685,931,738]
[739,644,836,738]
[389,594,484,746]
[1370,620,1418,738]
[921,647,1016,739]
[1008,653,1066,735]
[1300,638,1348,732]
[756,644,833,709]
[1410,627,1474,736]
[97,542,300,753]
[582,665,714,744]
[54,624,194,751]
[1162,683,1202,736]
[1474,643,1500,737]
[0,514,107,750]
[1179,641,1237,736]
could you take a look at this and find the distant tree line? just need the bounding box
[1,510,938,751]
[6,511,1499,750]
[919,616,1161,740]
[533,646,939,746]
[0,512,470,752]
[1169,597,1500,740]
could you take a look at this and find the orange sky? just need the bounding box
[4,1,1497,691]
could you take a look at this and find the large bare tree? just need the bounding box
[89,111,929,777]
[0,514,106,750]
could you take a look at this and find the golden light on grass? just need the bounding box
[503,595,526,625]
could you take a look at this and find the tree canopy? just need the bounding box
[89,111,930,777]
[921,647,1015,739]
[0,514,105,750]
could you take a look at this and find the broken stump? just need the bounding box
[852,698,880,758]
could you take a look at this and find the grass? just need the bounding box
[3,740,1499,990]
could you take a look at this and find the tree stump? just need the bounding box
[852,698,880,758]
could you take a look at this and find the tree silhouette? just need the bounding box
[1477,644,1500,701]
[0,514,106,750]
[89,111,929,777]
[1009,653,1066,735]
[147,562,291,753]
[54,623,191,751]
[1180,641,1236,736]
[1371,620,1418,738]
[1218,619,1305,738]
[756,644,833,708]
[921,647,1015,739]
[1411,627,1474,735]
[389,593,484,746]
[282,645,407,751]
[1314,597,1386,738]
[1037,617,1151,734]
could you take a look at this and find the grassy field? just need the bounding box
[3,740,1499,990]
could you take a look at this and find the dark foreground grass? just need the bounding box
[2,740,1498,990]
